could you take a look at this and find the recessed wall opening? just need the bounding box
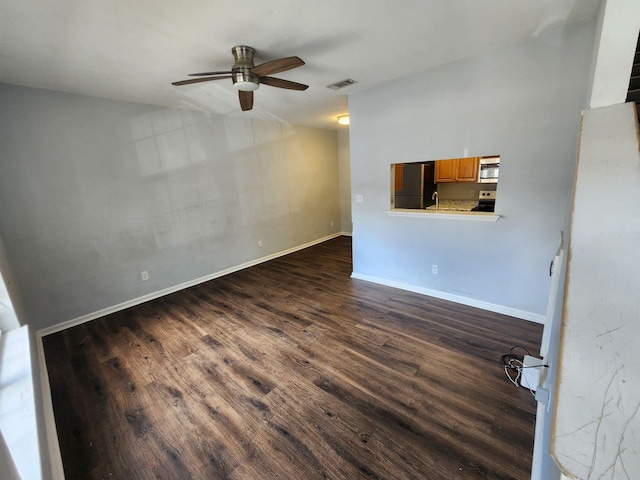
[391,155,500,212]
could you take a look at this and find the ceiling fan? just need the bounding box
[172,45,308,111]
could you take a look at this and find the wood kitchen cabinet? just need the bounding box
[435,157,479,183]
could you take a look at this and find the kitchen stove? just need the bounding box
[472,190,496,212]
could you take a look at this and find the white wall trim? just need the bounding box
[37,233,343,337]
[34,335,65,480]
[350,272,545,324]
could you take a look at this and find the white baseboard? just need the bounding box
[350,272,545,324]
[37,233,343,337]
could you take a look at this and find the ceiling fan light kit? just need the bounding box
[172,45,308,111]
[233,80,260,92]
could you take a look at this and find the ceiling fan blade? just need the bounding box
[172,76,232,86]
[260,76,309,91]
[188,71,233,76]
[239,90,253,111]
[251,56,305,77]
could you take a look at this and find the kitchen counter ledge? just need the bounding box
[386,209,500,222]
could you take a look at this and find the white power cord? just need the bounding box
[504,358,523,387]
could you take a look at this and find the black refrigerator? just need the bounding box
[394,163,437,209]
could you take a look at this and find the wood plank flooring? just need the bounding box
[43,236,543,480]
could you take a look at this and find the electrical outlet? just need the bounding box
[470,190,475,198]
[258,240,263,248]
[432,265,438,274]
[141,271,149,281]
[355,194,364,203]
[331,220,334,227]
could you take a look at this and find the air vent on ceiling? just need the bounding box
[326,78,358,90]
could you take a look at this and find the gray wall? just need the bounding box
[348,20,595,318]
[0,84,340,330]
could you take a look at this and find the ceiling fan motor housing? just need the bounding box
[231,45,260,91]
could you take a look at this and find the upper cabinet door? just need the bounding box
[456,157,479,182]
[434,159,458,182]
[434,157,479,183]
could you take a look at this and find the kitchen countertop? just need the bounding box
[425,199,478,212]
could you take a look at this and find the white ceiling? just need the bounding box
[0,0,600,129]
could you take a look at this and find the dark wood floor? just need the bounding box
[43,236,542,480]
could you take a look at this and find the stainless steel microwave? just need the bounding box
[478,157,500,183]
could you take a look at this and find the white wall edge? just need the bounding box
[34,335,65,480]
[37,233,343,337]
[351,272,545,324]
